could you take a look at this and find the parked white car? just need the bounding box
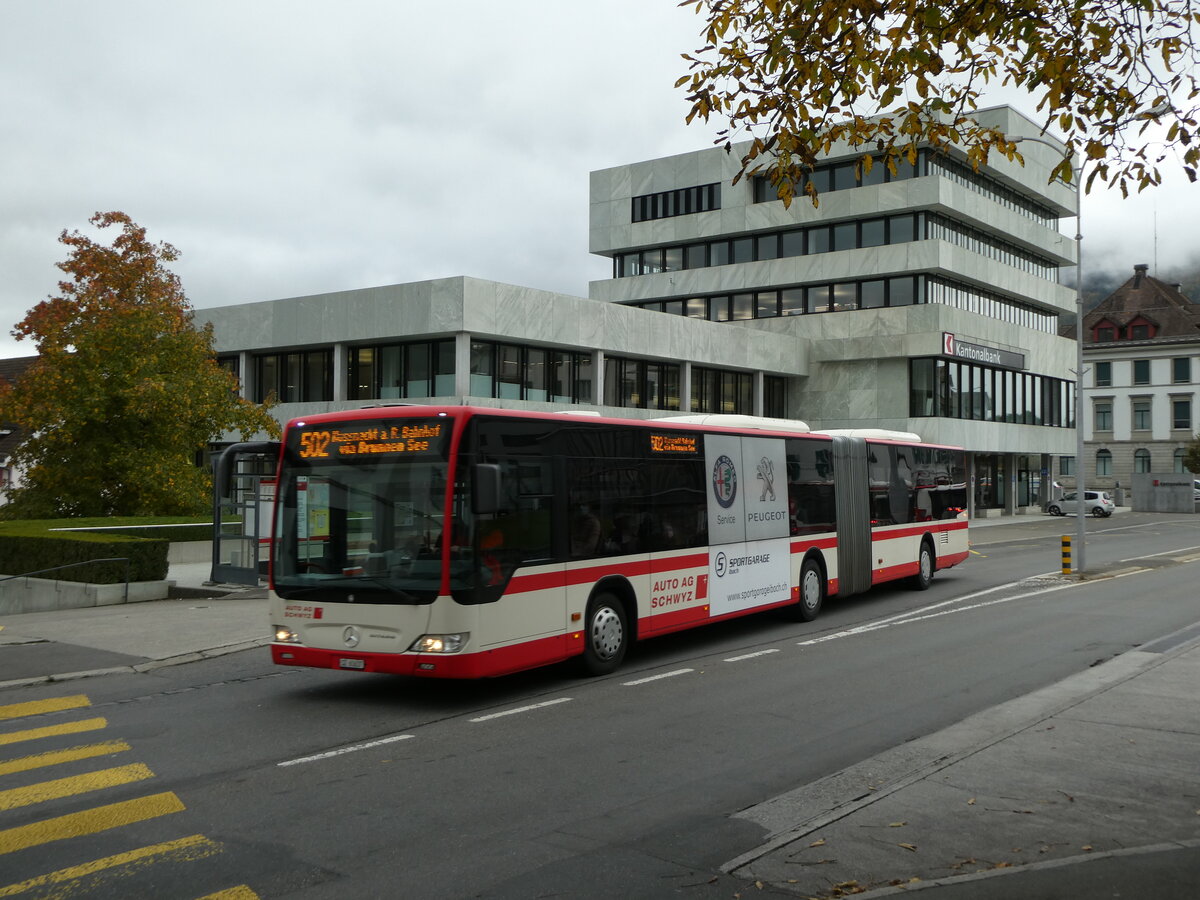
[1048,490,1114,518]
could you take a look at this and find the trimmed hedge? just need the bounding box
[0,517,210,584]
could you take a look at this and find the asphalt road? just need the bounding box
[3,511,1199,898]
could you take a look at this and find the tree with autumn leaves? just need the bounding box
[678,0,1200,204]
[0,212,278,518]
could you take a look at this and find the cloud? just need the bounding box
[1,1,1195,359]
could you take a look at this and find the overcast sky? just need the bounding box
[2,1,1197,360]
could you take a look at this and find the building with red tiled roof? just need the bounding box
[1060,265,1200,495]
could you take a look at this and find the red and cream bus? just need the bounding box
[245,406,967,679]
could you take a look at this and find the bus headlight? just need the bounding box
[273,625,301,643]
[409,633,468,653]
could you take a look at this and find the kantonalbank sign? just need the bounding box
[942,333,1025,370]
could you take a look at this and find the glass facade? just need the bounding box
[631,275,1056,334]
[603,357,681,411]
[254,349,332,403]
[470,342,594,404]
[908,358,1072,427]
[751,149,1057,227]
[615,211,1056,282]
[348,339,454,401]
[691,367,754,415]
[631,183,720,223]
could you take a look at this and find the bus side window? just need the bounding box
[475,457,554,577]
[786,438,837,534]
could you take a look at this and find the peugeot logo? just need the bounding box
[343,626,361,648]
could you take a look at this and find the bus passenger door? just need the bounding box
[473,456,565,652]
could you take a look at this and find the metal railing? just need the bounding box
[0,557,132,605]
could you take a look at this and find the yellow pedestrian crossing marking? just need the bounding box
[0,763,155,811]
[0,693,251,895]
[0,834,222,897]
[0,717,108,747]
[0,696,91,721]
[196,886,261,900]
[0,740,131,777]
[0,791,185,855]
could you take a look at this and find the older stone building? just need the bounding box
[1061,264,1200,496]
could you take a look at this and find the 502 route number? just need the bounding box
[298,431,332,458]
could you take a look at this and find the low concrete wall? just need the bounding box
[0,575,169,615]
[168,540,213,564]
[1131,474,1197,514]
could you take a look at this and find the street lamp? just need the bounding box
[1012,135,1086,574]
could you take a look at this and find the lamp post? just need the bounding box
[1012,135,1086,574]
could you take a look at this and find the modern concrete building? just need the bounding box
[203,105,1079,517]
[1061,264,1200,497]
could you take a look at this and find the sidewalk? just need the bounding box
[727,625,1200,897]
[0,560,268,688]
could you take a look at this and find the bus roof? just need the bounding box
[286,405,951,449]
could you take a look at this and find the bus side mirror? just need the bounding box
[472,463,502,514]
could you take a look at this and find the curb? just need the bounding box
[0,637,271,691]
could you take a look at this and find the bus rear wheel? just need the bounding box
[580,593,628,675]
[910,541,935,590]
[792,558,824,622]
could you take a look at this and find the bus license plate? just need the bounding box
[339,658,365,670]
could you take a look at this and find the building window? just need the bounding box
[631,183,720,223]
[1173,357,1192,383]
[1176,448,1190,473]
[1093,401,1113,432]
[1094,361,1111,387]
[1130,324,1151,340]
[1132,399,1152,431]
[1134,448,1152,473]
[1172,398,1192,430]
[470,342,593,404]
[348,340,454,401]
[603,357,681,411]
[1096,449,1113,476]
[1095,326,1116,342]
[1133,359,1151,385]
[253,349,332,403]
[1059,456,1075,476]
[691,367,753,414]
[764,376,787,418]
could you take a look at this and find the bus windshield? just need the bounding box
[272,416,461,604]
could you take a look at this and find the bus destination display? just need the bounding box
[294,421,445,459]
[649,433,698,454]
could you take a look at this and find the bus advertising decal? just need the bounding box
[706,435,789,545]
[708,538,791,616]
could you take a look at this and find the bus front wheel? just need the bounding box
[792,558,824,622]
[580,593,628,676]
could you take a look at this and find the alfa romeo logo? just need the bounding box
[712,454,737,508]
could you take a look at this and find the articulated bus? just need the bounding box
[243,406,968,679]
